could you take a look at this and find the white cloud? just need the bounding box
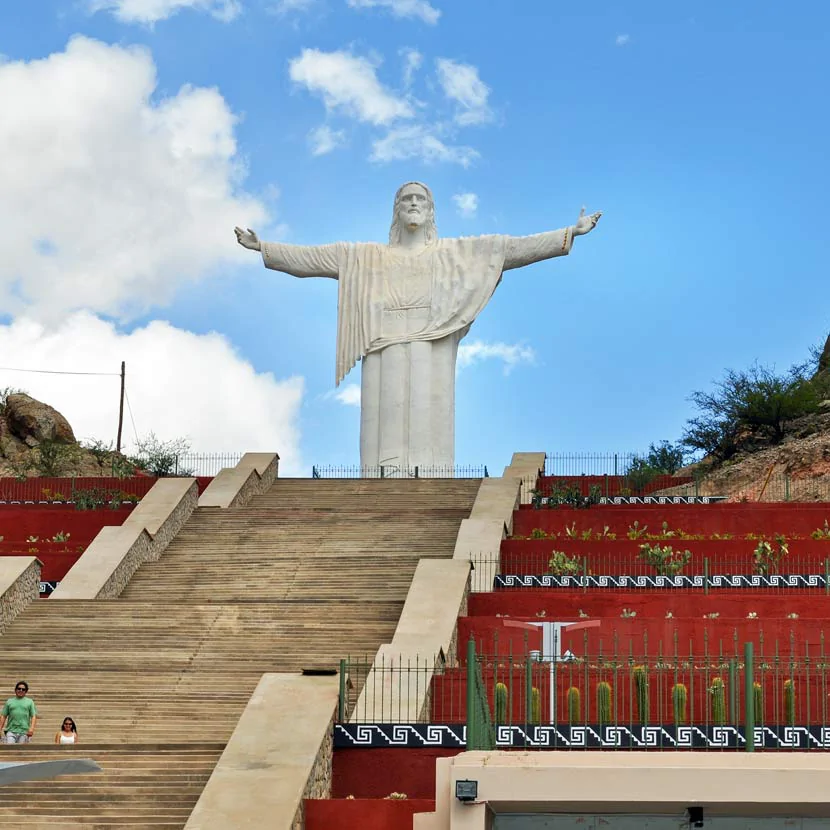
[0,36,268,323]
[452,192,478,218]
[88,0,241,24]
[289,48,413,126]
[457,340,535,375]
[371,125,478,167]
[400,47,423,88]
[272,0,316,12]
[0,313,305,473]
[308,124,346,156]
[435,58,492,126]
[346,0,440,25]
[615,34,630,46]
[326,383,361,407]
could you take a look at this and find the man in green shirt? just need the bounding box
[0,681,37,743]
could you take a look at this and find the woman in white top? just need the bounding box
[55,716,78,744]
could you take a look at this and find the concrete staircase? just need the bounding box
[0,478,479,828]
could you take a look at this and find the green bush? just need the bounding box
[596,681,612,725]
[567,687,581,724]
[672,683,688,724]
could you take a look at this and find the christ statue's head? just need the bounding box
[389,181,437,245]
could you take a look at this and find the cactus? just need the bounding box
[494,682,508,725]
[753,682,763,721]
[531,687,541,725]
[710,677,726,725]
[784,679,796,725]
[596,681,612,725]
[672,683,688,725]
[567,686,581,724]
[633,666,649,724]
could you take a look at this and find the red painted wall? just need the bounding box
[0,506,133,541]
[333,749,459,799]
[513,505,830,537]
[469,591,830,620]
[500,539,830,575]
[305,798,435,830]
[536,475,693,497]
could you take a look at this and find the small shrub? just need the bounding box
[548,550,581,576]
[753,537,789,575]
[811,520,830,540]
[638,543,692,576]
[567,687,581,724]
[494,682,508,725]
[596,681,612,725]
[710,677,726,725]
[672,683,688,724]
[530,687,541,724]
[633,666,649,724]
[784,679,796,724]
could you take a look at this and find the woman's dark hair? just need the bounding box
[61,717,77,733]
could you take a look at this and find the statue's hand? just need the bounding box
[573,207,602,237]
[234,226,261,251]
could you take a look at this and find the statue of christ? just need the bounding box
[235,182,601,471]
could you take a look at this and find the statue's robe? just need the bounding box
[261,228,573,470]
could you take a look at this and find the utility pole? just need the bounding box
[116,361,125,454]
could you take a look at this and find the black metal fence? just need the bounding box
[312,464,488,479]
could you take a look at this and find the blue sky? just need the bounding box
[0,0,828,474]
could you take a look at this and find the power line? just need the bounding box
[124,387,139,445]
[0,367,120,377]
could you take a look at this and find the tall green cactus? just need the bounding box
[531,687,541,725]
[672,682,688,725]
[633,666,649,724]
[494,682,508,725]
[753,682,763,722]
[567,686,581,724]
[596,681,612,725]
[710,677,726,725]
[784,679,796,725]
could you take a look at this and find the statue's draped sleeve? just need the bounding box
[503,228,573,271]
[261,242,341,279]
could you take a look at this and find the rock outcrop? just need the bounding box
[5,394,76,447]
[0,393,117,477]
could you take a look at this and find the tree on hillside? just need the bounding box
[681,362,822,460]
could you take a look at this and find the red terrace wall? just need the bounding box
[468,591,830,620]
[429,666,820,725]
[513,505,830,538]
[501,539,830,574]
[457,617,542,658]
[536,475,693,497]
[0,506,133,542]
[460,615,830,654]
[305,798,435,830]
[332,749,459,799]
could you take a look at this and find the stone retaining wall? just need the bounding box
[0,557,40,634]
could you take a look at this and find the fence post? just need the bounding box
[380,466,385,479]
[785,475,790,502]
[525,655,533,745]
[744,642,755,752]
[729,658,737,724]
[414,466,419,478]
[704,558,710,596]
[338,659,347,722]
[484,466,489,478]
[825,558,830,596]
[466,639,476,749]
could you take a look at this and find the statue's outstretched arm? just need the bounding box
[503,208,601,271]
[234,227,340,279]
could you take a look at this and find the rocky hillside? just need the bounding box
[671,408,830,502]
[0,393,125,477]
